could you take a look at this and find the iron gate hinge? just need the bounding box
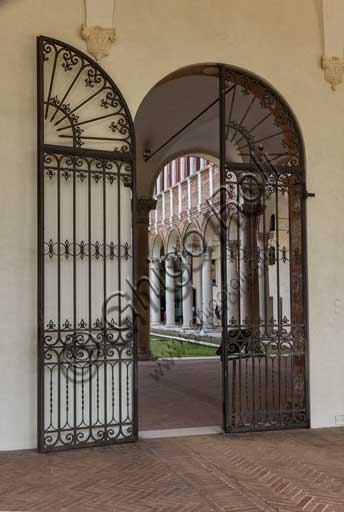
[304,191,315,199]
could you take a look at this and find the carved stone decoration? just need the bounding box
[321,56,344,91]
[81,25,116,61]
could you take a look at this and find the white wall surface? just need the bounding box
[1,0,344,449]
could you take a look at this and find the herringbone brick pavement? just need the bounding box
[0,428,344,511]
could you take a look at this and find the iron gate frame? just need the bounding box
[217,64,310,433]
[37,36,138,452]
[138,62,310,434]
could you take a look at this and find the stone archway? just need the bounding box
[134,63,308,433]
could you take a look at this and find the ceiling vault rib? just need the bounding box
[145,84,235,162]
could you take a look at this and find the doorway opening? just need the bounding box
[135,63,308,437]
[139,155,223,433]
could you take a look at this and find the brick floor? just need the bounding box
[138,357,299,432]
[1,428,344,511]
[139,359,222,430]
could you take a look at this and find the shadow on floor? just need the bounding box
[138,358,222,431]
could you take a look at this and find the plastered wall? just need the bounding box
[1,0,344,449]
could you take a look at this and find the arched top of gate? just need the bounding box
[135,63,305,183]
[38,36,134,157]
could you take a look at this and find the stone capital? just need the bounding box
[321,56,344,91]
[149,257,160,268]
[203,245,213,260]
[81,25,116,62]
[258,232,273,243]
[242,200,264,217]
[228,239,240,260]
[181,249,192,261]
[136,197,157,225]
[165,253,178,268]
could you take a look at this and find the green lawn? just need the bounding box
[150,337,218,358]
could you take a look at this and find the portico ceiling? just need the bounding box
[134,64,303,197]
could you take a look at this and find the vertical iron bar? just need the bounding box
[301,174,310,427]
[287,175,295,413]
[73,155,77,443]
[219,65,229,433]
[37,36,45,451]
[88,159,93,438]
[57,156,61,440]
[236,172,242,427]
[103,160,108,438]
[262,187,269,424]
[117,163,123,435]
[132,155,138,440]
[275,177,282,423]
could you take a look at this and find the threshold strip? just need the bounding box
[139,426,222,439]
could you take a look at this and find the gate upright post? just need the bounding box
[219,65,229,432]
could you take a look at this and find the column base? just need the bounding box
[165,322,177,329]
[201,325,214,332]
[137,347,154,361]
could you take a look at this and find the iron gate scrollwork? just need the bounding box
[37,36,137,451]
[218,65,309,432]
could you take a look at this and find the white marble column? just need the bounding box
[208,166,213,201]
[178,183,182,218]
[169,188,173,221]
[180,157,186,180]
[227,240,240,326]
[258,233,271,335]
[165,254,176,326]
[240,216,251,325]
[187,178,191,211]
[202,246,214,328]
[193,256,202,325]
[171,160,177,186]
[190,156,197,175]
[181,251,193,328]
[162,192,165,223]
[197,171,202,209]
[163,165,168,188]
[149,258,161,326]
[157,174,162,193]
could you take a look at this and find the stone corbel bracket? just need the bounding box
[81,25,116,62]
[321,56,344,91]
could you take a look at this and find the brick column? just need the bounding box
[241,200,263,328]
[135,197,157,360]
[289,175,305,408]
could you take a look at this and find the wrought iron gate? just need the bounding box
[37,37,137,451]
[218,65,309,432]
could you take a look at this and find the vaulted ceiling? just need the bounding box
[134,64,303,197]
